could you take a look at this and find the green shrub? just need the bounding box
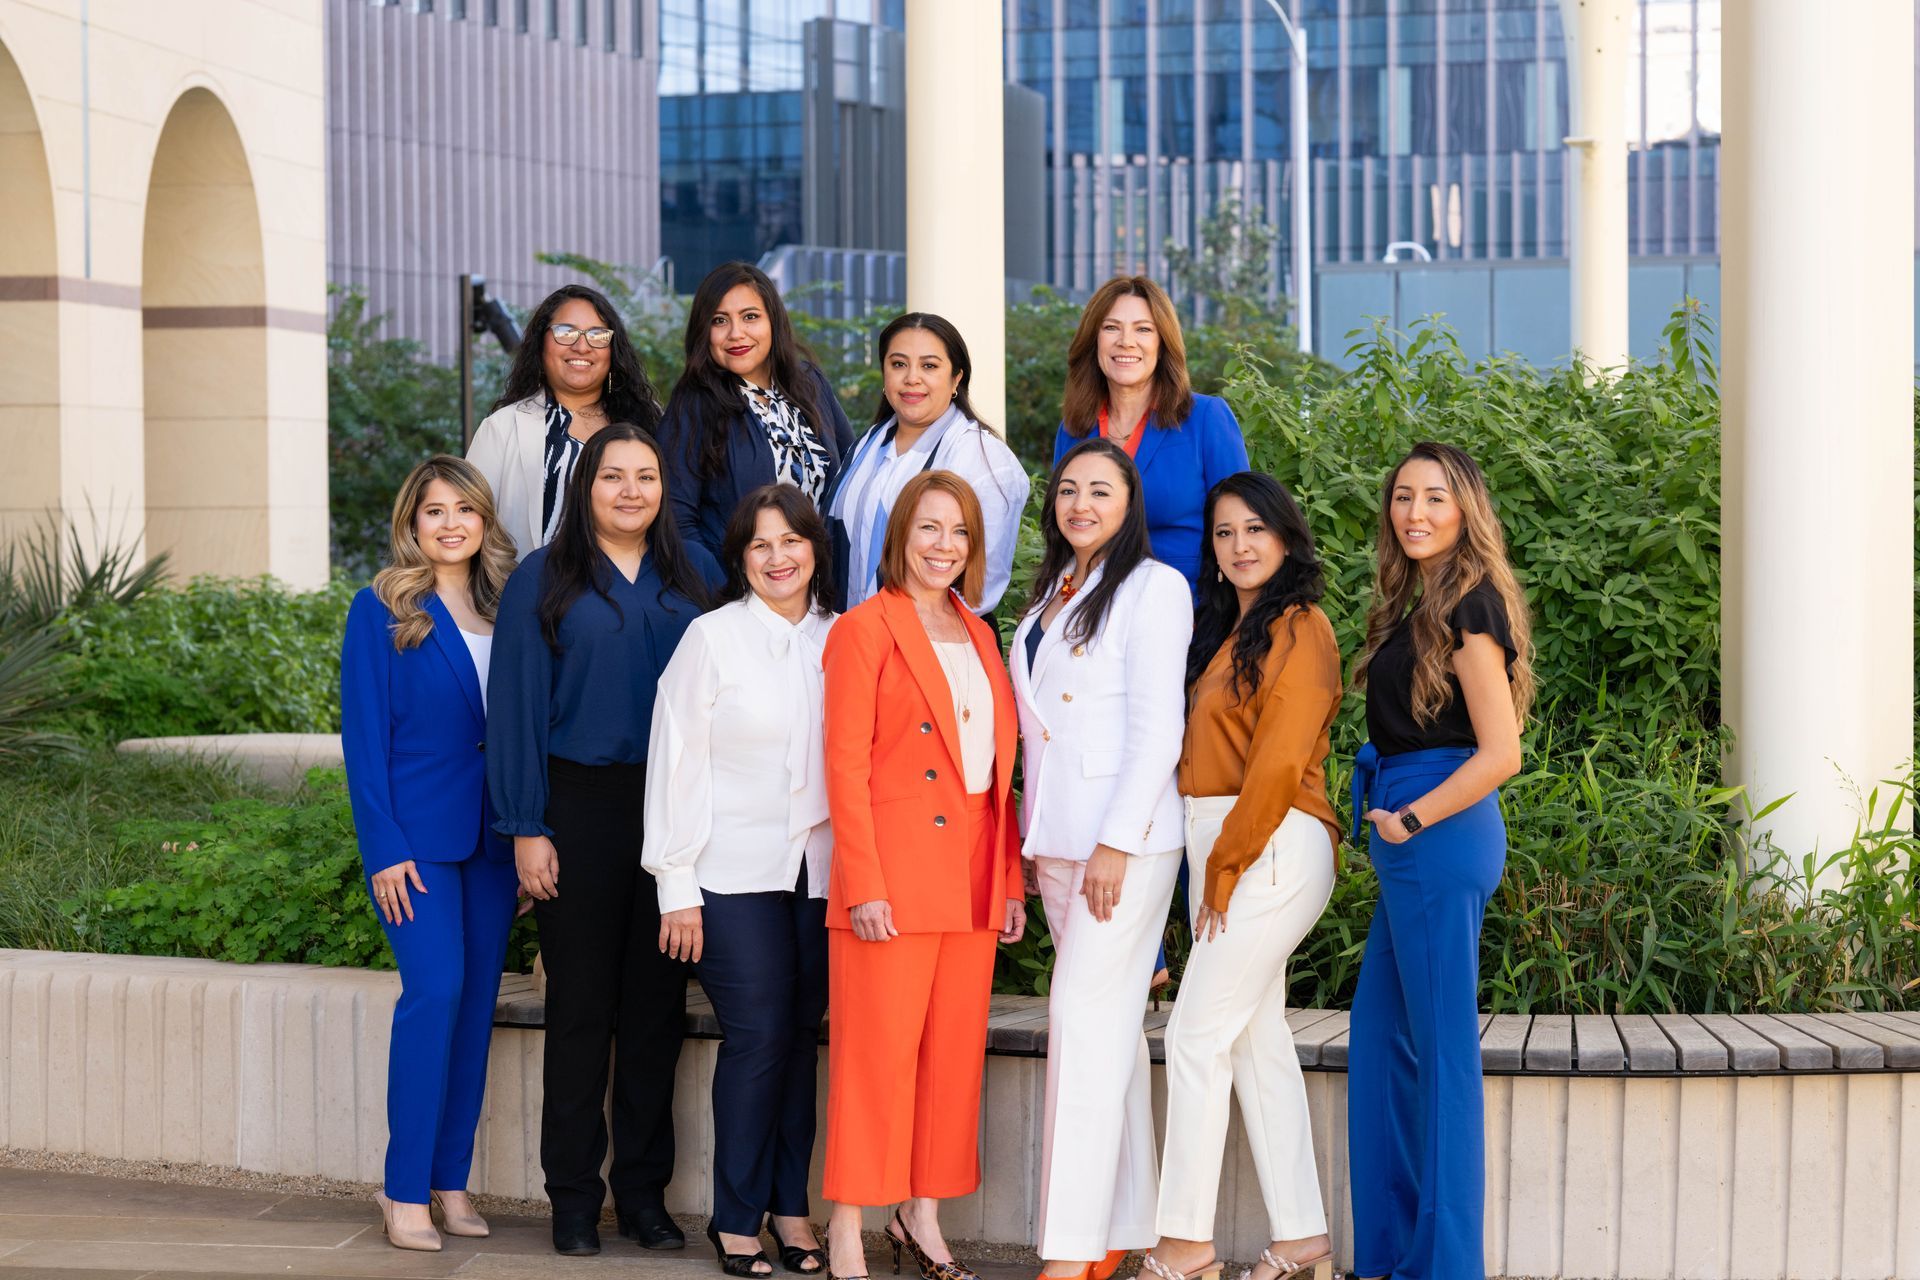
[62,576,355,741]
[67,766,537,972]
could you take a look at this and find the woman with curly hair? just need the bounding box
[340,455,521,1252]
[1347,442,1533,1280]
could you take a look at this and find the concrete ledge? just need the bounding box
[4,950,1918,1278]
[116,733,345,790]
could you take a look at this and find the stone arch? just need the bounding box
[140,86,269,578]
[0,35,60,544]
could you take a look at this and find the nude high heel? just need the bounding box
[1249,1247,1331,1280]
[375,1191,444,1252]
[430,1189,490,1238]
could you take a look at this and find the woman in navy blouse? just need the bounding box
[488,422,722,1257]
[1052,277,1249,597]
[658,261,856,557]
[340,455,520,1252]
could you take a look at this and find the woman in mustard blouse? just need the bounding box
[1145,472,1342,1280]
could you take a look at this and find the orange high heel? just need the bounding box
[1034,1265,1094,1280]
[1092,1251,1129,1280]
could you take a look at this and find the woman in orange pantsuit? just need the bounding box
[820,470,1027,1280]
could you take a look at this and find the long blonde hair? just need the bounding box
[372,456,518,650]
[1353,442,1535,727]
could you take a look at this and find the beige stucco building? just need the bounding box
[0,0,328,589]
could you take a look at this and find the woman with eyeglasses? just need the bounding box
[659,262,856,560]
[469,284,664,559]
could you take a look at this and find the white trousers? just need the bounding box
[1156,801,1335,1244]
[1032,849,1183,1261]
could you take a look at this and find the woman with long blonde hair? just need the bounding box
[340,455,520,1252]
[1345,442,1532,1280]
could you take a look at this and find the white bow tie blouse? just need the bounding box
[642,593,838,913]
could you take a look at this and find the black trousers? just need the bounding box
[536,757,688,1217]
[697,868,829,1235]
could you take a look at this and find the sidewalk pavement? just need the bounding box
[0,1167,1037,1280]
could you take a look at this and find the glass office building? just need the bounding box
[658,0,905,277]
[1008,0,1720,298]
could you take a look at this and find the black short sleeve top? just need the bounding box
[1364,578,1517,755]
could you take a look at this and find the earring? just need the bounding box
[1216,568,1224,582]
[606,371,616,394]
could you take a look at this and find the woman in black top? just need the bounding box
[1344,442,1533,1280]
[658,262,856,558]
[488,423,722,1257]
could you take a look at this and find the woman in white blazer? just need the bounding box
[467,285,664,558]
[642,483,836,1279]
[1009,436,1193,1280]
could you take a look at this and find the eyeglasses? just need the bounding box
[548,323,615,349]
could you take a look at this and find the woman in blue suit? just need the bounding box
[1052,276,1248,596]
[659,261,856,558]
[341,455,522,1253]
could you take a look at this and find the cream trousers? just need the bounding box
[1156,800,1335,1244]
[1032,848,1184,1261]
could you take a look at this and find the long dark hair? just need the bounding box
[1186,472,1325,701]
[665,261,827,481]
[719,483,835,615]
[1020,438,1152,647]
[535,423,712,649]
[492,284,662,431]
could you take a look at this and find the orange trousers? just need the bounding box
[823,793,998,1206]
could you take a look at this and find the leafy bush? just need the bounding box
[61,576,355,741]
[67,767,537,972]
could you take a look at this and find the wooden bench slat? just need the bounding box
[1884,1011,1920,1030]
[1809,1013,1919,1068]
[1525,1013,1574,1071]
[1742,1015,1837,1070]
[1771,1013,1882,1069]
[1691,1014,1783,1071]
[1613,1015,1678,1071]
[1480,1014,1531,1070]
[1843,1011,1920,1068]
[1572,1014,1625,1071]
[1654,1013,1730,1071]
[1285,1008,1342,1067]
[1316,1011,1353,1069]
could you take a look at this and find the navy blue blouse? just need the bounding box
[486,542,722,837]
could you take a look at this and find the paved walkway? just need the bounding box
[0,1168,1036,1280]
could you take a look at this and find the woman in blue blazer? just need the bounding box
[340,455,522,1253]
[659,261,855,558]
[1051,276,1249,596]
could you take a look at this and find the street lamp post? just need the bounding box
[1259,0,1311,355]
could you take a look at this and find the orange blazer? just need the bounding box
[822,586,1022,933]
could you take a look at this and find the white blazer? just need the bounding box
[465,396,547,559]
[1009,558,1192,860]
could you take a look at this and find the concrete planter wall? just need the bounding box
[3,950,1917,1278]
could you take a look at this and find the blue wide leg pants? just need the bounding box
[371,854,520,1204]
[1346,744,1505,1280]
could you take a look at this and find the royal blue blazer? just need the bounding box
[340,588,510,874]
[659,362,856,559]
[1051,392,1249,594]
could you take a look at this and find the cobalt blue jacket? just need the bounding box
[1051,392,1249,594]
[659,362,856,560]
[339,588,510,874]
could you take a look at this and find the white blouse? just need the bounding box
[642,594,837,913]
[458,628,493,712]
[932,638,996,796]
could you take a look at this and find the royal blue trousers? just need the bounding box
[697,872,829,1236]
[371,853,520,1203]
[1346,744,1505,1280]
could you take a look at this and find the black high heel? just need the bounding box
[886,1209,978,1280]
[707,1222,774,1277]
[771,1218,827,1275]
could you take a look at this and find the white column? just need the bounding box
[905,0,1006,430]
[1721,2,1915,880]
[1556,0,1629,371]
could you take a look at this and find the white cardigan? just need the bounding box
[641,595,837,913]
[1008,559,1192,860]
[465,396,548,559]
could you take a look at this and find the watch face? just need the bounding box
[1399,809,1421,834]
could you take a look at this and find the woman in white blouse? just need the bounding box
[1009,437,1193,1280]
[826,313,1030,617]
[643,484,837,1279]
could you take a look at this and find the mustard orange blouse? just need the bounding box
[1178,603,1344,912]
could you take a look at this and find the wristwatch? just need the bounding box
[1396,806,1423,836]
